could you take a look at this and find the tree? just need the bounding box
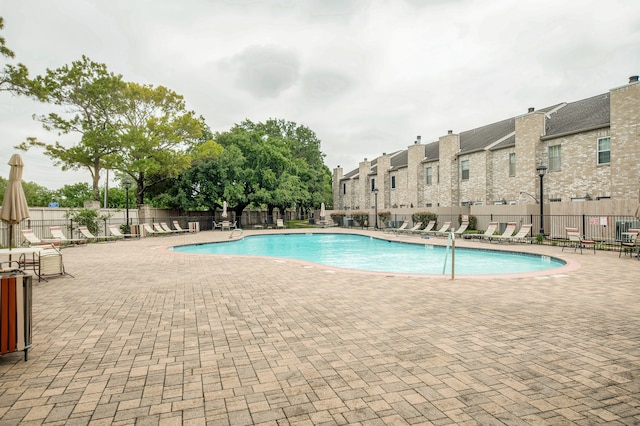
[21,181,54,207]
[0,16,30,94]
[114,83,207,205]
[16,56,126,202]
[53,182,94,208]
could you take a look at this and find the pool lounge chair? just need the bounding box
[107,224,135,239]
[415,221,436,235]
[396,222,422,234]
[562,227,596,254]
[476,222,499,241]
[489,222,517,243]
[78,226,112,242]
[432,221,452,237]
[153,223,172,235]
[505,224,533,243]
[454,221,469,237]
[172,221,190,233]
[160,222,180,233]
[384,220,408,233]
[276,219,285,229]
[21,229,58,246]
[49,226,86,245]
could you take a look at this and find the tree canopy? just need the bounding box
[0,16,30,94]
[16,56,209,205]
[16,55,126,201]
[160,119,332,216]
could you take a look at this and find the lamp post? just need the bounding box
[536,164,547,237]
[373,188,379,229]
[124,179,132,235]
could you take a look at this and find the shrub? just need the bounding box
[459,214,477,230]
[377,211,391,227]
[66,208,111,235]
[352,212,369,227]
[412,211,438,227]
[330,212,346,226]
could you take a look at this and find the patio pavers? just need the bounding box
[1,228,639,425]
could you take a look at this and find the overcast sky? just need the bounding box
[1,0,639,190]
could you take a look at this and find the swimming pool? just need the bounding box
[171,233,566,275]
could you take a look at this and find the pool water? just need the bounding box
[171,233,566,275]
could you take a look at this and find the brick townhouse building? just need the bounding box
[333,76,640,213]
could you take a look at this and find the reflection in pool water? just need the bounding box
[171,233,566,275]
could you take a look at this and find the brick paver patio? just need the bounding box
[1,228,639,425]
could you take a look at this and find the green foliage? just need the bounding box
[1,16,31,95]
[412,211,437,227]
[535,234,545,244]
[53,182,94,208]
[65,208,111,235]
[115,82,207,204]
[16,55,126,201]
[164,118,332,214]
[459,214,477,230]
[330,212,346,226]
[377,211,391,226]
[351,212,369,227]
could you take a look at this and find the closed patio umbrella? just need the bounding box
[320,202,325,219]
[222,201,228,218]
[1,154,30,249]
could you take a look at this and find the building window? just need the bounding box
[548,145,561,171]
[597,137,610,165]
[371,178,375,191]
[426,167,432,185]
[342,183,346,195]
[461,160,470,180]
[509,153,516,177]
[391,175,396,189]
[437,165,440,183]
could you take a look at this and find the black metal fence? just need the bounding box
[340,212,639,249]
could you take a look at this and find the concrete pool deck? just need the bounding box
[1,228,639,424]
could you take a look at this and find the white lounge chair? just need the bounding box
[78,226,112,242]
[453,221,469,236]
[276,219,286,229]
[153,223,172,234]
[505,224,533,243]
[489,222,517,243]
[21,229,58,246]
[384,220,408,233]
[49,226,86,244]
[432,221,452,237]
[160,222,180,233]
[172,221,190,233]
[415,221,436,235]
[396,222,422,234]
[107,224,135,239]
[476,222,499,241]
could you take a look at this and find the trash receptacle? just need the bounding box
[0,272,32,361]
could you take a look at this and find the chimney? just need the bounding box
[447,130,453,135]
[364,158,367,161]
[629,75,639,83]
[528,107,535,113]
[417,135,421,144]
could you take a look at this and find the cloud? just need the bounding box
[223,45,301,99]
[1,0,639,188]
